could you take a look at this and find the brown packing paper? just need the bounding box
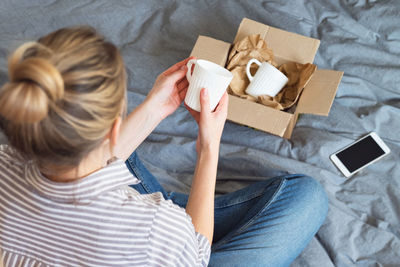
[260,62,317,110]
[227,34,276,69]
[227,34,276,102]
[227,34,317,111]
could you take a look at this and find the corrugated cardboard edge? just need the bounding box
[190,36,231,66]
[234,18,320,64]
[283,113,300,139]
[297,69,344,116]
[228,95,292,137]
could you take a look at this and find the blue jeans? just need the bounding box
[126,151,328,267]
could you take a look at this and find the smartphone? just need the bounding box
[330,132,390,178]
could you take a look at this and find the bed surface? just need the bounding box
[0,1,399,266]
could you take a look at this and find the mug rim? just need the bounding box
[196,59,233,78]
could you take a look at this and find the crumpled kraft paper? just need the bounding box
[226,34,317,111]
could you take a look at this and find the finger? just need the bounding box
[184,103,200,123]
[199,88,211,119]
[163,56,195,76]
[177,78,189,92]
[176,75,186,84]
[178,86,188,101]
[215,91,229,112]
[164,67,187,85]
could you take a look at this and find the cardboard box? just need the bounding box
[190,18,343,138]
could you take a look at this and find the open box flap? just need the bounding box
[234,18,320,65]
[296,69,344,116]
[227,95,292,137]
[190,36,231,66]
[283,112,300,139]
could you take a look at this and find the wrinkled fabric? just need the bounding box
[0,1,399,266]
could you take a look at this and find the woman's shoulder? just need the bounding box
[144,194,196,238]
[108,188,196,245]
[110,188,189,219]
[129,190,189,217]
[0,145,29,188]
[122,190,194,231]
[0,144,13,156]
[135,194,201,263]
[0,144,27,168]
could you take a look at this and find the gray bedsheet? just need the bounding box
[0,0,399,266]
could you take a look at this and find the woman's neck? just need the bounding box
[43,164,103,183]
[41,144,111,183]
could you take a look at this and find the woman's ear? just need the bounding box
[110,116,122,146]
[102,116,122,164]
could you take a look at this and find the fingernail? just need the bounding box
[180,65,186,70]
[203,88,208,96]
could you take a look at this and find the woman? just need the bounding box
[0,26,328,266]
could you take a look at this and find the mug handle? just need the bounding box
[246,58,262,82]
[186,59,196,82]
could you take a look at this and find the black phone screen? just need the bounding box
[336,136,385,173]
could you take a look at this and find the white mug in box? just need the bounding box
[245,59,289,98]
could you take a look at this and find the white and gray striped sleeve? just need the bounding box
[145,199,211,267]
[175,231,211,267]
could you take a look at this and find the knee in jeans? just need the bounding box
[286,175,329,228]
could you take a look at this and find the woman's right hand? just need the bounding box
[186,88,229,154]
[185,89,228,243]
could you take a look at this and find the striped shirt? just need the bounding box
[0,145,211,266]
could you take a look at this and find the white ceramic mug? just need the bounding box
[245,59,288,97]
[185,59,233,112]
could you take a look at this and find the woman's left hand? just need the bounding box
[146,57,193,120]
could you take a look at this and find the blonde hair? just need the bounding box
[0,26,126,173]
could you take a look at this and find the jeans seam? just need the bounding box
[126,156,152,194]
[214,174,302,209]
[212,178,287,251]
[215,178,283,209]
[215,190,268,209]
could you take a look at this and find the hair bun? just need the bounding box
[0,42,64,123]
